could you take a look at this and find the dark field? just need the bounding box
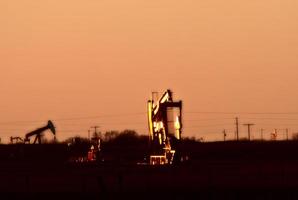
[1,141,298,199]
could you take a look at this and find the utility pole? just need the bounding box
[91,126,100,139]
[235,117,239,141]
[260,128,264,141]
[243,123,254,141]
[88,129,91,141]
[223,129,227,141]
[286,128,289,141]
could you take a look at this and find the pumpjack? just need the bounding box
[24,120,56,144]
[147,89,182,165]
[10,137,24,144]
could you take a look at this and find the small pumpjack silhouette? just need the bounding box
[10,137,24,144]
[24,120,56,144]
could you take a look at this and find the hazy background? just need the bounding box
[1,0,298,143]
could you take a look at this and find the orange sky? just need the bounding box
[1,0,298,143]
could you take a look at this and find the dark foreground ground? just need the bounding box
[1,141,298,199]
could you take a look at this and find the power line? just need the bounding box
[183,124,234,128]
[240,117,298,120]
[3,111,298,125]
[0,120,45,125]
[0,112,146,125]
[53,122,146,127]
[185,111,298,115]
[184,118,234,122]
[252,123,298,126]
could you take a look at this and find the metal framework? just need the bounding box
[10,136,24,144]
[24,120,56,144]
[147,89,182,165]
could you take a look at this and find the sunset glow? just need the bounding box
[1,0,298,143]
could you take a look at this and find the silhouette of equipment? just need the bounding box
[24,120,56,144]
[147,89,182,165]
[10,137,24,144]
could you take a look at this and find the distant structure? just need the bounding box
[243,123,254,141]
[10,137,24,144]
[271,129,278,141]
[87,125,102,162]
[235,117,239,141]
[147,89,182,165]
[260,129,264,140]
[24,120,56,144]
[223,129,227,141]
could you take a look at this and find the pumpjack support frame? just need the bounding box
[147,89,182,165]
